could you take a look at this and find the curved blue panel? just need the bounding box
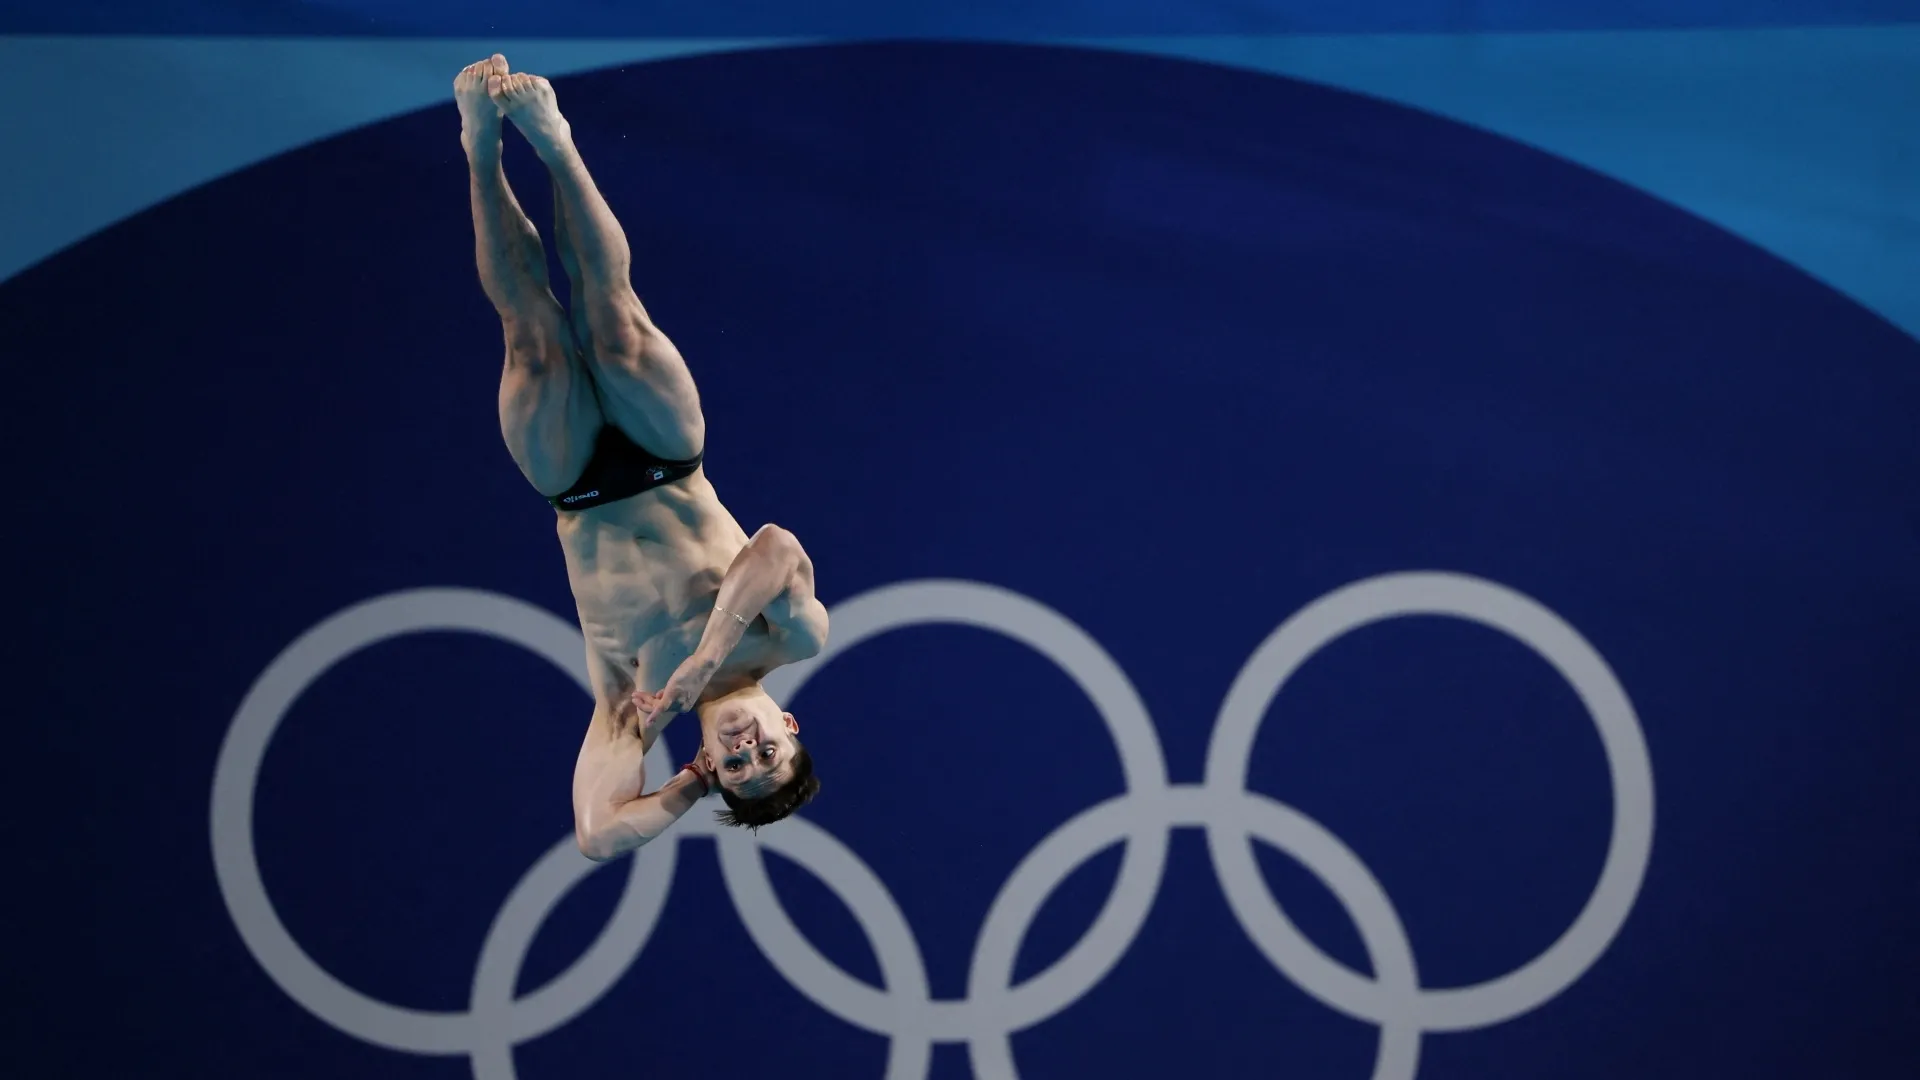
[6,28,1917,345]
[14,40,1916,1080]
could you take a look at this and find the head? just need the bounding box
[696,684,820,830]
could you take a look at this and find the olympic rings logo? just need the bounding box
[210,573,1655,1080]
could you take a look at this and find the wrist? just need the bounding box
[690,632,734,672]
[680,764,710,797]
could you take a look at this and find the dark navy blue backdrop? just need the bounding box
[12,41,1918,1079]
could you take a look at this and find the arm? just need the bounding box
[692,524,830,670]
[573,718,712,862]
[634,525,831,727]
[575,763,710,862]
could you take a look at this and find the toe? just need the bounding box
[490,53,509,75]
[486,73,505,99]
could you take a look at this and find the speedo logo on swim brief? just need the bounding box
[561,491,600,503]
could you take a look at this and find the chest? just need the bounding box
[578,617,780,738]
[558,511,758,705]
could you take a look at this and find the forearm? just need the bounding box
[690,526,803,667]
[578,768,708,861]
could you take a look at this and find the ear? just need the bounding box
[783,711,799,734]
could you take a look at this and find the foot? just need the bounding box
[490,72,573,161]
[455,54,509,156]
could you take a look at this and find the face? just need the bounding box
[701,694,801,798]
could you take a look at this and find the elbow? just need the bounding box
[793,616,829,661]
[574,807,621,862]
[577,827,646,862]
[754,523,800,558]
[783,633,824,664]
[575,825,613,862]
[802,603,831,659]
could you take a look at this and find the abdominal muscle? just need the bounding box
[556,469,754,733]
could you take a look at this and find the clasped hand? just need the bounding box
[630,654,717,734]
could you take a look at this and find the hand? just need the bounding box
[632,655,718,730]
[627,689,669,737]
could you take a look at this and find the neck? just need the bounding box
[695,680,767,731]
[701,672,762,703]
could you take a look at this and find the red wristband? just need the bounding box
[681,763,710,796]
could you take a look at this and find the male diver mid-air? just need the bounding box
[456,54,826,856]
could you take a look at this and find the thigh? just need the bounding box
[576,285,706,461]
[496,302,603,496]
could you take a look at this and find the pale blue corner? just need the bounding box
[0,36,791,287]
[1088,27,1920,341]
[2,28,1916,341]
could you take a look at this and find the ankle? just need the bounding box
[528,121,578,164]
[463,132,502,164]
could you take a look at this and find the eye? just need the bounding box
[759,746,776,760]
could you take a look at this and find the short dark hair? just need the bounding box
[716,741,819,831]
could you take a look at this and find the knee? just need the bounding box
[503,324,572,378]
[581,296,654,368]
[507,347,565,379]
[588,325,653,374]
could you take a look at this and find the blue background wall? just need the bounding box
[7,4,1917,1079]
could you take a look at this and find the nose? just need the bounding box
[731,731,756,752]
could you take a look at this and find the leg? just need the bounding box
[456,56,600,495]
[493,73,706,462]
[551,183,595,358]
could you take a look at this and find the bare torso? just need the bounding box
[561,471,777,741]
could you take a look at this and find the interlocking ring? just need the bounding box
[211,573,1653,1080]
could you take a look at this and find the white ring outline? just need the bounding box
[1204,571,1655,1032]
[754,580,1171,1042]
[209,589,682,1059]
[209,573,1653,1079]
